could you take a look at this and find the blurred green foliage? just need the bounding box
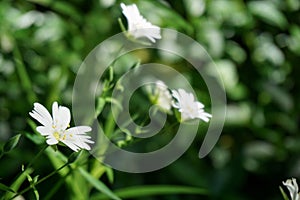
[1,0,300,199]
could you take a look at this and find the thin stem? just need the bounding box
[118,18,127,34]
[104,111,116,138]
[9,162,69,200]
[5,144,48,199]
[26,145,48,169]
[44,170,72,200]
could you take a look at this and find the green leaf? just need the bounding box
[0,183,15,193]
[78,168,121,200]
[23,131,45,145]
[248,1,288,29]
[3,134,21,153]
[91,185,207,200]
[105,167,114,184]
[279,186,290,200]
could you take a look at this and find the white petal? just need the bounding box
[198,115,210,122]
[36,126,52,136]
[53,103,71,130]
[293,178,299,193]
[29,103,52,126]
[66,126,92,135]
[58,106,71,130]
[172,90,180,102]
[61,140,80,152]
[73,137,92,150]
[196,101,204,109]
[52,101,59,126]
[171,88,212,122]
[46,137,58,145]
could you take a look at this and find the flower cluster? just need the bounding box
[150,81,212,123]
[29,3,211,153]
[119,4,211,123]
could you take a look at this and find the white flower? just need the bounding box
[29,102,94,152]
[172,89,212,122]
[152,80,172,112]
[283,178,300,200]
[120,3,161,43]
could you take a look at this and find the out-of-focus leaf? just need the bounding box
[105,167,114,184]
[262,82,293,112]
[248,1,288,29]
[226,41,247,63]
[200,22,224,58]
[288,25,300,55]
[243,141,277,172]
[184,0,205,17]
[208,0,250,26]
[286,0,300,11]
[139,1,193,34]
[225,103,251,126]
[253,34,285,66]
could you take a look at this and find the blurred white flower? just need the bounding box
[120,3,161,43]
[29,102,94,152]
[283,178,300,200]
[172,89,212,122]
[152,80,172,112]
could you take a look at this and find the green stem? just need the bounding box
[26,145,48,169]
[44,170,72,200]
[118,18,127,34]
[5,144,48,199]
[104,111,116,138]
[9,162,69,200]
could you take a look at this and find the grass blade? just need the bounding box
[91,185,207,200]
[78,168,121,200]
